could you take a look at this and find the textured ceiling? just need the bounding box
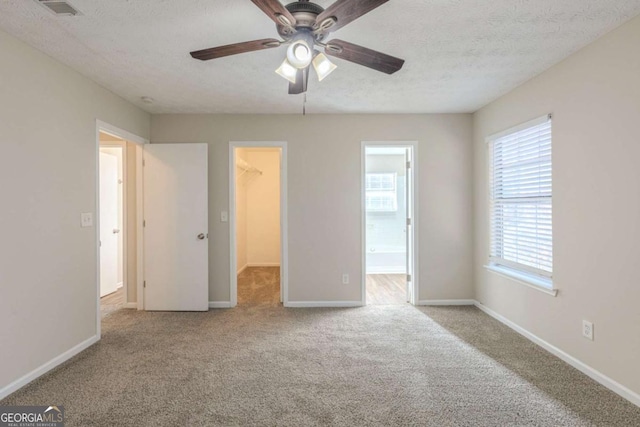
[1,0,639,114]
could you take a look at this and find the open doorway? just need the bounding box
[230,142,288,307]
[99,138,123,316]
[363,143,417,305]
[97,129,143,319]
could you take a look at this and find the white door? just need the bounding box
[405,148,413,303]
[99,152,119,297]
[144,143,209,311]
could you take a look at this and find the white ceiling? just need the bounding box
[1,0,639,114]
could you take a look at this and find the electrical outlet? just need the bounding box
[342,274,349,285]
[582,320,594,341]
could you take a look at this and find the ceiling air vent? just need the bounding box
[37,1,81,16]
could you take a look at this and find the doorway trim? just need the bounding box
[229,141,288,307]
[95,120,148,338]
[361,141,419,306]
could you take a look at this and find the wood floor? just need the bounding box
[366,274,407,305]
[100,287,124,318]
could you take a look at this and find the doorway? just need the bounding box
[362,143,418,305]
[230,142,288,307]
[96,123,146,330]
[99,141,123,316]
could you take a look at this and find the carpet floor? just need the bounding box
[2,304,640,426]
[238,267,280,305]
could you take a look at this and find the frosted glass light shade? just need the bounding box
[275,59,297,83]
[312,53,337,81]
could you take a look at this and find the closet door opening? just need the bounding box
[229,142,288,307]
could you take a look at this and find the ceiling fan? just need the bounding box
[190,0,405,95]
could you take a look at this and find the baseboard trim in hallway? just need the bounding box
[417,299,475,306]
[284,301,363,308]
[474,301,640,408]
[0,335,99,401]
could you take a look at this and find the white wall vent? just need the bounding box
[37,1,81,16]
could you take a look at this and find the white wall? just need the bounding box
[0,29,150,396]
[473,15,640,397]
[245,149,281,266]
[151,114,474,303]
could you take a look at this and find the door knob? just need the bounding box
[197,233,205,240]
[113,229,120,234]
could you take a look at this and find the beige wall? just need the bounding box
[245,149,281,266]
[151,114,474,303]
[473,15,640,396]
[0,29,150,392]
[125,141,138,303]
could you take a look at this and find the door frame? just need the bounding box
[95,120,147,338]
[361,141,419,306]
[229,141,288,307]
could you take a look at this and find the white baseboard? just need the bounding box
[237,263,249,275]
[284,301,363,308]
[123,302,137,309]
[417,299,475,306]
[0,335,99,401]
[209,301,234,308]
[116,282,123,289]
[474,301,640,408]
[247,263,280,268]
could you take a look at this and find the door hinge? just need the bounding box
[143,281,146,288]
[406,218,412,226]
[407,274,412,282]
[406,161,411,169]
[143,220,146,227]
[142,159,146,167]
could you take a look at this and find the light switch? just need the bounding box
[81,213,93,228]
[220,211,228,222]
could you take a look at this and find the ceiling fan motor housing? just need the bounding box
[277,1,326,40]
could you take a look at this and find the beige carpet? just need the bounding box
[238,267,280,305]
[2,304,640,426]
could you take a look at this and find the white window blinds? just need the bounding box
[489,115,553,280]
[365,173,398,212]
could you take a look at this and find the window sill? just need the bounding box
[484,264,558,297]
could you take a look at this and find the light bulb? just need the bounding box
[294,44,310,61]
[287,41,313,69]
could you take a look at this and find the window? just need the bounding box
[489,115,552,285]
[365,173,397,212]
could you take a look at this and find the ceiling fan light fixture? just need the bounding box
[276,59,298,83]
[312,53,337,81]
[287,40,313,69]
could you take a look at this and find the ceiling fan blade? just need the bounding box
[315,0,389,33]
[190,38,281,61]
[324,39,404,74]
[289,67,309,95]
[251,0,297,27]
